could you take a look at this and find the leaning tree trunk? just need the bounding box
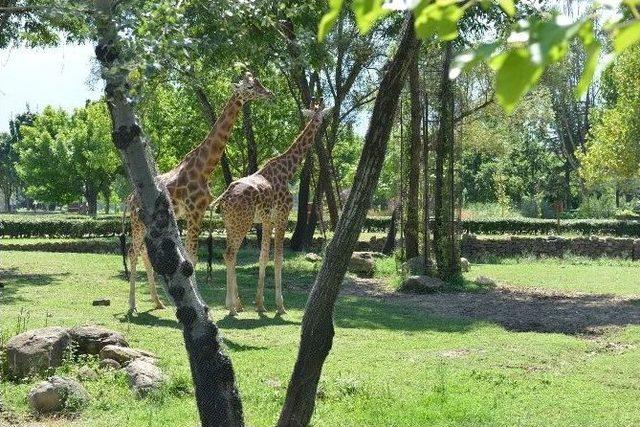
[432,43,460,280]
[93,2,243,425]
[277,14,419,426]
[405,52,422,260]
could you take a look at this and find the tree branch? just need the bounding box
[454,94,494,123]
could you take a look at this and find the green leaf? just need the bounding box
[352,0,389,34]
[493,48,543,113]
[575,21,601,98]
[497,0,515,16]
[450,42,500,79]
[318,0,344,41]
[414,2,464,41]
[613,20,640,53]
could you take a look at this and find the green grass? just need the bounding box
[466,256,640,296]
[1,250,640,426]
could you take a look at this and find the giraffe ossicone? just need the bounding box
[122,72,273,314]
[215,99,332,316]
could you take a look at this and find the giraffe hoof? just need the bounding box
[127,307,137,316]
[276,307,287,315]
[154,302,166,310]
[256,306,266,313]
[228,310,238,317]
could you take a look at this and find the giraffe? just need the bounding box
[124,72,273,313]
[215,99,332,316]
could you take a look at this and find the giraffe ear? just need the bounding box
[320,106,334,118]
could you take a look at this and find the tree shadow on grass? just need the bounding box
[114,309,180,330]
[339,279,640,336]
[0,267,70,305]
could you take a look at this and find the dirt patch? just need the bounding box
[340,277,640,336]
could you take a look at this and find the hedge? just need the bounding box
[1,215,640,238]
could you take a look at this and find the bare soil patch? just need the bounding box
[340,277,640,336]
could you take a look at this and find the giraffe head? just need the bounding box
[233,72,274,102]
[302,98,333,122]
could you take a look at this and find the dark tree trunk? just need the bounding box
[277,15,419,426]
[103,187,111,214]
[85,185,98,217]
[193,85,234,187]
[405,53,422,260]
[94,3,243,425]
[382,207,398,256]
[290,153,313,251]
[423,93,431,273]
[243,103,262,243]
[432,43,460,280]
[3,189,11,212]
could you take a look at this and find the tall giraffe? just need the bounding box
[124,72,273,313]
[215,99,332,316]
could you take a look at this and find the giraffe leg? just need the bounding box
[274,220,287,315]
[185,210,205,266]
[256,220,272,312]
[128,245,139,314]
[142,250,165,309]
[223,211,253,316]
[128,214,145,314]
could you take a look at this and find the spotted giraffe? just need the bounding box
[214,99,332,316]
[124,72,273,313]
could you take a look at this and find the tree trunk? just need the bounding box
[193,85,234,186]
[289,153,313,251]
[382,207,398,256]
[94,3,243,425]
[103,187,111,214]
[405,53,422,260]
[432,43,460,280]
[423,93,431,273]
[277,15,419,426]
[243,103,262,244]
[85,184,98,217]
[3,188,11,212]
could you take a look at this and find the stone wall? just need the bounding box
[460,234,640,260]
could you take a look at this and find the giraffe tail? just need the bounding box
[120,202,130,281]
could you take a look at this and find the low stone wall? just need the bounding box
[461,234,640,260]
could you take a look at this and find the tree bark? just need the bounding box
[277,14,419,426]
[405,53,422,260]
[432,43,460,280]
[193,85,234,186]
[94,2,243,425]
[423,93,431,273]
[289,153,312,251]
[85,184,98,217]
[382,207,398,256]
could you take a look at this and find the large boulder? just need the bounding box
[475,276,497,287]
[125,359,165,396]
[28,376,89,414]
[399,276,444,294]
[99,345,155,366]
[460,257,470,272]
[69,326,128,355]
[348,252,376,277]
[6,327,70,378]
[305,253,322,262]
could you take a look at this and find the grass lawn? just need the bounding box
[1,250,640,426]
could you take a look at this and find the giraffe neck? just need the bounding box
[180,93,244,179]
[261,116,322,183]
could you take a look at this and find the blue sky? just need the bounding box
[0,43,102,133]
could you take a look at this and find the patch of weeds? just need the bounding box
[166,374,193,398]
[335,376,362,398]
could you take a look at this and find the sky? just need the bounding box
[0,43,102,133]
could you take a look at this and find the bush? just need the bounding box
[574,194,617,219]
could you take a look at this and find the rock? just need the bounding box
[28,376,89,414]
[399,276,444,294]
[305,253,322,262]
[92,299,111,306]
[77,366,99,381]
[475,276,497,287]
[69,326,128,355]
[98,358,121,370]
[403,256,432,276]
[6,327,70,378]
[460,257,470,272]
[99,345,155,366]
[348,252,376,277]
[125,359,165,396]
